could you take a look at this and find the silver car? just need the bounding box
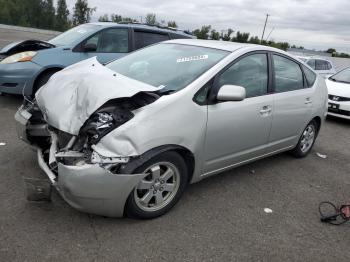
[15,40,328,219]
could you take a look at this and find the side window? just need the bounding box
[134,31,170,49]
[315,59,329,70]
[217,54,268,98]
[306,59,316,69]
[85,34,99,46]
[273,55,304,92]
[302,65,317,87]
[326,61,332,70]
[83,28,129,53]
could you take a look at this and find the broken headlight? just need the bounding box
[81,109,133,144]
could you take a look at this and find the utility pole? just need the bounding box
[261,14,270,44]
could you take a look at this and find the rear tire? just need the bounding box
[291,120,318,158]
[126,151,188,219]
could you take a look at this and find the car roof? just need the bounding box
[164,39,286,53]
[89,22,193,38]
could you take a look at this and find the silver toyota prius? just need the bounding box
[15,39,328,219]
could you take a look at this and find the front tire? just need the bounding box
[126,151,188,219]
[291,120,318,158]
[32,70,60,96]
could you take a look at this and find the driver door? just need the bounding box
[80,28,130,64]
[203,52,273,175]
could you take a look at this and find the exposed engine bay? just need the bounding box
[0,40,55,58]
[24,91,160,175]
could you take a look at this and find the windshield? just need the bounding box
[49,24,101,46]
[330,67,350,84]
[106,43,229,92]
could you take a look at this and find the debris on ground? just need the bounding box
[0,142,6,146]
[250,170,256,174]
[264,208,273,214]
[316,152,327,159]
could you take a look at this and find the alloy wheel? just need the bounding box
[134,162,181,212]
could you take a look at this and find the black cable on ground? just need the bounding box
[319,201,350,225]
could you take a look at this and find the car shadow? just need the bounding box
[326,115,350,127]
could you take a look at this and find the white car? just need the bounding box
[326,67,350,119]
[297,56,336,78]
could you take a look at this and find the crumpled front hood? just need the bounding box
[36,57,160,135]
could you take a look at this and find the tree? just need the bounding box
[55,0,70,31]
[326,48,336,54]
[221,28,234,41]
[145,13,157,25]
[249,36,260,44]
[42,0,55,29]
[167,21,177,28]
[232,31,250,43]
[72,0,96,26]
[193,25,211,39]
[210,29,220,40]
[98,14,109,22]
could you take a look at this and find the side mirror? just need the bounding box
[83,43,97,52]
[217,85,246,101]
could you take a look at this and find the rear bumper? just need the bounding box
[15,105,146,217]
[0,61,41,95]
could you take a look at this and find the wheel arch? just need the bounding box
[312,116,322,133]
[33,66,63,93]
[120,144,195,183]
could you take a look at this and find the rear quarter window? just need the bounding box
[134,31,170,49]
[303,65,317,87]
[169,33,192,39]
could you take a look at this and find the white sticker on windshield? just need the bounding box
[176,55,208,63]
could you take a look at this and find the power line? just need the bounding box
[261,14,269,43]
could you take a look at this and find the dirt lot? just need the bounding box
[0,95,349,262]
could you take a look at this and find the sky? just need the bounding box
[65,0,350,53]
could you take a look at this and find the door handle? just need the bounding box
[260,106,272,115]
[305,97,312,104]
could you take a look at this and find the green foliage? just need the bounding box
[55,0,70,31]
[249,36,260,44]
[72,0,96,26]
[326,48,336,54]
[232,31,250,43]
[221,29,234,41]
[145,13,157,25]
[193,25,211,39]
[210,29,220,40]
[167,21,177,28]
[98,14,109,22]
[333,52,350,58]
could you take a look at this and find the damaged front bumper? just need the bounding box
[15,105,146,217]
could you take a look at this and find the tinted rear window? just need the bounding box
[169,33,192,39]
[134,31,170,49]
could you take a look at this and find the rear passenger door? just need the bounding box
[267,54,313,152]
[132,30,170,50]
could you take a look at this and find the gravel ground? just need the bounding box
[0,95,350,262]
